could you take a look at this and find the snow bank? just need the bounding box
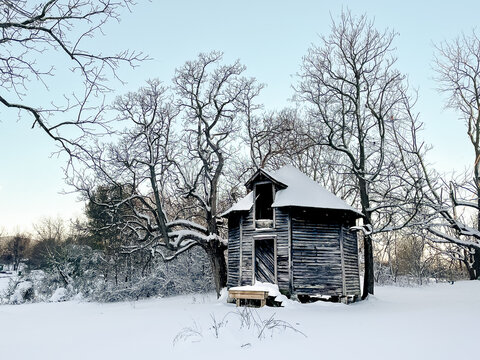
[9,280,33,304]
[0,273,13,293]
[0,282,479,360]
[49,287,69,302]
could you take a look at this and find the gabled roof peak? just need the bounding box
[222,165,363,217]
[244,167,287,191]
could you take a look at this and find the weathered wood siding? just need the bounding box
[342,226,361,296]
[226,189,361,298]
[291,212,343,296]
[231,207,289,289]
[239,209,254,285]
[274,209,290,290]
[227,215,240,288]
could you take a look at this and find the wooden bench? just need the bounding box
[228,289,269,307]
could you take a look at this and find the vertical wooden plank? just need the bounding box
[356,230,361,293]
[239,215,243,286]
[252,234,256,284]
[288,209,293,294]
[339,226,346,297]
[272,184,276,228]
[342,227,361,296]
[274,236,278,284]
[226,215,240,288]
[253,184,257,225]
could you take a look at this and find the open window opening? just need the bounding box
[255,183,274,229]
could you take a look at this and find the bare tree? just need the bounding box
[70,79,198,285]
[29,217,75,282]
[4,233,31,271]
[173,51,263,294]
[433,29,480,278]
[296,11,421,298]
[388,102,480,280]
[246,109,302,169]
[68,59,262,297]
[245,108,358,200]
[412,147,480,279]
[71,79,177,246]
[34,217,67,243]
[0,0,145,154]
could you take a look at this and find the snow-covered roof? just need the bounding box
[271,165,362,214]
[244,168,287,190]
[221,165,363,216]
[220,191,254,217]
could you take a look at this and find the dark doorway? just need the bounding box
[254,238,276,283]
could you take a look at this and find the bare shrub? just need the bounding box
[173,307,306,346]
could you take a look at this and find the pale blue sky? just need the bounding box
[0,0,477,234]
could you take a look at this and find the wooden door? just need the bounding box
[254,238,276,283]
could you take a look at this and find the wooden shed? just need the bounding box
[222,165,363,301]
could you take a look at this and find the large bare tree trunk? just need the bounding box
[363,234,374,298]
[359,176,374,298]
[473,165,480,279]
[297,11,421,299]
[469,246,480,280]
[205,241,227,297]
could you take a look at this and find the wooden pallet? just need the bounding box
[228,289,269,307]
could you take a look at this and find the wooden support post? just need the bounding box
[339,226,347,297]
[239,216,243,286]
[288,211,293,295]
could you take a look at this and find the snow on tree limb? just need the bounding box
[1,0,147,155]
[166,220,208,234]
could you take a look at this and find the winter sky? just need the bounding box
[0,0,477,234]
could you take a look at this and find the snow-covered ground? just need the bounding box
[0,278,479,360]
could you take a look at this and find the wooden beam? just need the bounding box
[274,235,278,284]
[228,289,269,307]
[288,209,293,294]
[239,215,243,286]
[339,226,346,297]
[252,234,256,285]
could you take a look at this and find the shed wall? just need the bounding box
[342,226,361,296]
[237,207,289,288]
[227,205,361,298]
[226,215,240,288]
[291,215,343,295]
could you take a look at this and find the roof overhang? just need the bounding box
[220,192,254,217]
[244,168,287,191]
